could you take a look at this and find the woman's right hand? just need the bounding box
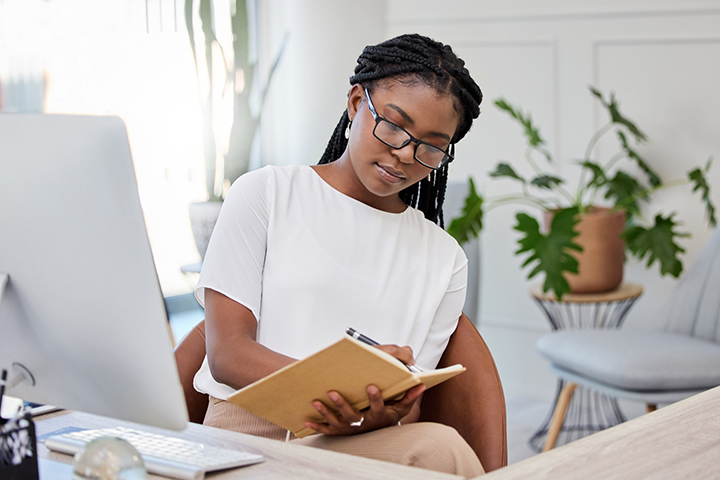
[373,344,417,368]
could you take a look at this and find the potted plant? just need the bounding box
[185,0,286,259]
[448,87,716,299]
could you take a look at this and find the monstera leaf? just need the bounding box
[494,98,551,162]
[623,213,688,277]
[590,87,648,143]
[531,175,564,190]
[617,130,661,187]
[514,207,582,299]
[689,159,717,228]
[579,161,607,189]
[604,171,646,219]
[489,162,525,183]
[447,178,484,245]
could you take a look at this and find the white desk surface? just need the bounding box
[479,385,720,480]
[34,411,460,480]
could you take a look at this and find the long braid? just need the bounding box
[319,34,482,226]
[400,163,449,227]
[319,110,349,165]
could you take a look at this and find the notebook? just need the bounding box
[227,336,465,437]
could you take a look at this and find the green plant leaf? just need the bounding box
[590,86,648,143]
[688,158,717,228]
[530,175,564,190]
[489,162,526,183]
[623,213,688,277]
[604,170,646,218]
[447,178,484,245]
[514,207,582,300]
[579,160,607,189]
[617,131,661,187]
[495,98,546,149]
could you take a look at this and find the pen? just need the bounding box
[346,328,423,373]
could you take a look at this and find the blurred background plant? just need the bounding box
[184,0,287,260]
[185,0,287,202]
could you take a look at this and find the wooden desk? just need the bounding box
[480,386,720,480]
[35,411,460,480]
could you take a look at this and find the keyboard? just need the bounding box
[45,426,265,480]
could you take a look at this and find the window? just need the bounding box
[0,0,206,297]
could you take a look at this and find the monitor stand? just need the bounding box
[0,273,36,393]
[0,272,52,416]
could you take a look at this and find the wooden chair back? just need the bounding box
[418,314,508,472]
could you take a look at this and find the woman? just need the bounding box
[194,33,485,477]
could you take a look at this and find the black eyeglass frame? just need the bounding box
[363,87,454,170]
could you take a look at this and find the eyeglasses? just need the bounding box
[364,88,454,170]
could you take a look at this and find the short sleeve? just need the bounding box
[195,167,272,321]
[415,243,468,370]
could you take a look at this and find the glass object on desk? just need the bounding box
[73,437,147,480]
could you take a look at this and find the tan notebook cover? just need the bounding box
[227,336,465,438]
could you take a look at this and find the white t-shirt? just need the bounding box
[194,165,467,399]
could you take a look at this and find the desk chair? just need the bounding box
[174,314,508,472]
[536,227,720,451]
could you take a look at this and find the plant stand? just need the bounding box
[528,283,643,452]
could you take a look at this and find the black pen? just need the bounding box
[346,328,423,373]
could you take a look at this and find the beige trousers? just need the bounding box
[204,396,485,478]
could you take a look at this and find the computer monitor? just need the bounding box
[0,114,189,430]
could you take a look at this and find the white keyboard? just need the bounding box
[45,426,265,480]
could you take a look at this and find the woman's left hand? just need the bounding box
[303,383,426,436]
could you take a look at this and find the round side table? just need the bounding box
[528,282,643,452]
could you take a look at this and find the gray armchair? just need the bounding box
[536,227,720,450]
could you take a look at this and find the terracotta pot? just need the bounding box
[545,207,626,293]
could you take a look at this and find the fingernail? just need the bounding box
[368,385,379,395]
[328,392,339,402]
[314,402,322,411]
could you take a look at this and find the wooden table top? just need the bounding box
[34,411,460,480]
[479,385,720,480]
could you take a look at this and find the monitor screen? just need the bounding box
[0,114,188,430]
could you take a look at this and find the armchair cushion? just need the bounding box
[537,330,720,391]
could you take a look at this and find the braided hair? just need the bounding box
[318,33,483,227]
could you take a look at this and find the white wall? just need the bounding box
[386,0,720,400]
[259,0,387,167]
